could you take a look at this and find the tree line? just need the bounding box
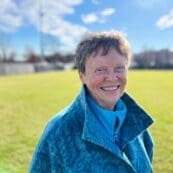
[132,49,173,69]
[0,48,173,69]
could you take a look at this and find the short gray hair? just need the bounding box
[75,30,132,73]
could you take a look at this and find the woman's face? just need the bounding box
[79,48,128,110]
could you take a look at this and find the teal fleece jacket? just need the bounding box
[29,86,154,173]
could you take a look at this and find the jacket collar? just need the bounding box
[120,93,153,149]
[76,86,153,156]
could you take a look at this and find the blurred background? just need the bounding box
[0,0,173,75]
[0,0,173,173]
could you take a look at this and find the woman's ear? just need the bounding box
[78,71,85,84]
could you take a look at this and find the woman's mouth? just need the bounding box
[101,85,120,91]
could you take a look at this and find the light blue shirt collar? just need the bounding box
[86,93,127,144]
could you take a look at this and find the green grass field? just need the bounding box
[0,70,172,173]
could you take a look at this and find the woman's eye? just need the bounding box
[115,67,125,73]
[95,68,107,73]
[96,68,105,72]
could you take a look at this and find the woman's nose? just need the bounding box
[106,72,118,81]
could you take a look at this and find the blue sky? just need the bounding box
[0,0,173,59]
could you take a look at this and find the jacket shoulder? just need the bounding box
[46,102,81,139]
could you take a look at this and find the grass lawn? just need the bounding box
[0,70,172,173]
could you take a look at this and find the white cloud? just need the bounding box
[156,9,173,30]
[81,13,99,24]
[0,0,88,52]
[81,8,116,24]
[42,17,87,51]
[0,0,22,32]
[101,8,115,16]
[59,0,83,6]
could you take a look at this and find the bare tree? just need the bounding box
[24,47,40,63]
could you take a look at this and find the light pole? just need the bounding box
[39,0,44,60]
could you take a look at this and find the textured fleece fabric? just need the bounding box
[29,86,154,173]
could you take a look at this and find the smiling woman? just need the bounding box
[29,30,154,173]
[79,48,128,110]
